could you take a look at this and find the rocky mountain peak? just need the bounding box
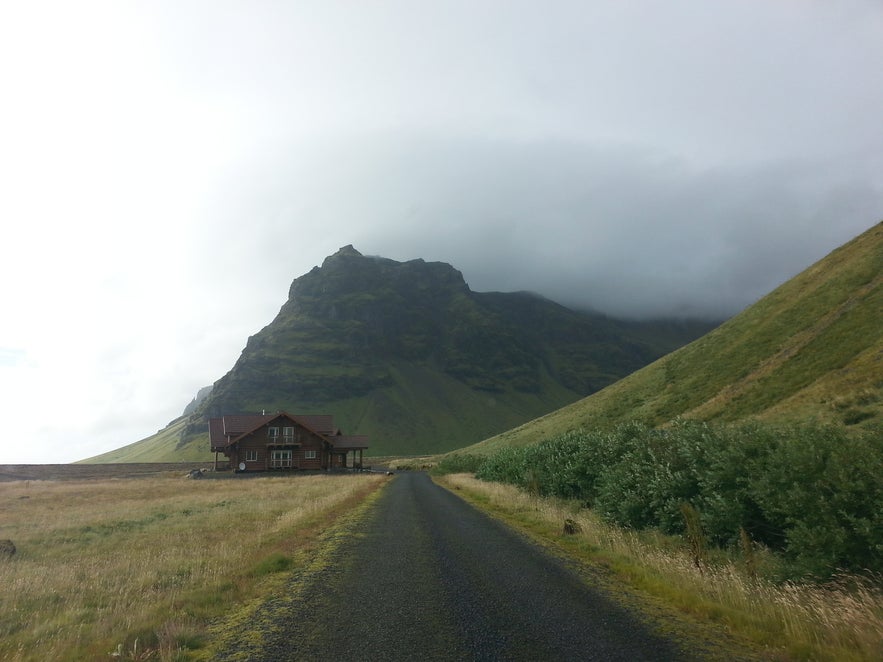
[323,244,363,264]
[190,246,714,455]
[290,246,468,305]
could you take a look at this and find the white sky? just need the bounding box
[1,1,881,463]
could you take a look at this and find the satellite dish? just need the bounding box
[238,462,246,471]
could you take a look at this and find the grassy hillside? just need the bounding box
[80,419,214,464]
[469,221,883,455]
[311,360,583,456]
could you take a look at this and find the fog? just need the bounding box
[0,1,880,462]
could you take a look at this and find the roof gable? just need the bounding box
[208,412,369,455]
[208,412,344,450]
[221,414,276,438]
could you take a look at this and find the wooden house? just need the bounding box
[208,412,368,472]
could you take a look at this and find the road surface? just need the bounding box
[213,472,740,661]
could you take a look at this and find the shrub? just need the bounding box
[475,420,883,580]
[749,424,883,578]
[595,420,711,533]
[694,422,780,548]
[433,453,487,475]
[476,445,535,486]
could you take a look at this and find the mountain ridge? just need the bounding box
[82,246,715,461]
[465,221,883,455]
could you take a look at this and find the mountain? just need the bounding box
[84,246,715,462]
[182,385,213,416]
[467,221,883,455]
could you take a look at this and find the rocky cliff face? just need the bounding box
[182,385,213,416]
[186,245,714,454]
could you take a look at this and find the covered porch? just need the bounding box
[331,435,370,470]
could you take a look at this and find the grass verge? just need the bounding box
[198,475,390,660]
[0,472,388,661]
[435,473,883,662]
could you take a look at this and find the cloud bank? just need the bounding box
[0,0,880,462]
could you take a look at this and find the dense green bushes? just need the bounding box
[471,420,882,579]
[434,452,488,475]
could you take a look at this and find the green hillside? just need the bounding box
[81,419,213,464]
[468,221,883,455]
[82,246,713,462]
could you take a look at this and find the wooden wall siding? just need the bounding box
[296,448,324,470]
[211,416,365,472]
[229,423,328,471]
[244,448,263,468]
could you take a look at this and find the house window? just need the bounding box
[245,450,259,462]
[271,449,292,468]
[267,427,279,439]
[304,450,317,460]
[283,426,295,442]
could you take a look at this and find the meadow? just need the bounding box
[437,473,883,661]
[0,472,387,661]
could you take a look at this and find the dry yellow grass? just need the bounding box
[0,473,386,661]
[439,473,883,662]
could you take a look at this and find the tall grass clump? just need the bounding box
[0,473,386,661]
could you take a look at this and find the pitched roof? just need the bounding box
[208,412,368,451]
[222,414,277,437]
[290,414,335,435]
[209,414,277,450]
[330,435,369,450]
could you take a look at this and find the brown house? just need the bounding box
[208,412,369,472]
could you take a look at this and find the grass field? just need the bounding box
[437,473,883,662]
[0,471,387,661]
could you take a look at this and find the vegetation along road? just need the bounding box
[212,472,735,661]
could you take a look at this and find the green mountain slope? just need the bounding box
[82,419,199,463]
[469,221,883,455]
[84,246,713,462]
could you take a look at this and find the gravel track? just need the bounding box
[213,472,717,661]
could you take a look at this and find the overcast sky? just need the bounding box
[1,1,881,463]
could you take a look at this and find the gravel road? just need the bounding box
[213,472,714,661]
